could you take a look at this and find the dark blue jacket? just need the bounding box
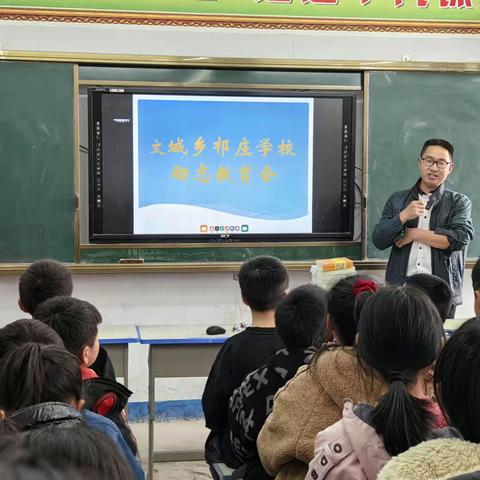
[372,181,474,305]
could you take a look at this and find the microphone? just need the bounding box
[425,195,435,211]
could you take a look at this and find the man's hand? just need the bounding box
[399,201,426,224]
[395,228,418,248]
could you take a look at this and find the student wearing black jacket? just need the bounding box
[228,284,327,479]
[202,256,288,472]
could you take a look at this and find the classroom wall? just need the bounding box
[1,19,479,418]
[0,21,480,62]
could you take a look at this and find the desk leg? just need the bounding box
[148,345,154,480]
[124,345,129,390]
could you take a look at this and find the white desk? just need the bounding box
[98,325,139,388]
[444,318,469,337]
[138,325,234,480]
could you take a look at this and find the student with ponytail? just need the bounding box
[257,275,383,480]
[379,317,480,480]
[306,286,445,480]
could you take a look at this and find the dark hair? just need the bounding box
[0,319,64,362]
[327,275,378,346]
[405,273,453,323]
[0,343,82,412]
[357,286,444,456]
[34,297,101,356]
[420,138,454,160]
[19,260,73,315]
[472,258,480,291]
[0,448,84,480]
[275,284,327,349]
[24,426,135,480]
[238,256,289,312]
[435,317,480,443]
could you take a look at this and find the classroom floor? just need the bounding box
[131,419,211,479]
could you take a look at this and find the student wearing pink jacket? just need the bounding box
[306,286,446,480]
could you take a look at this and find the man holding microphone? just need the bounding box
[373,139,474,317]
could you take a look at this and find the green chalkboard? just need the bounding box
[0,61,75,262]
[367,71,480,259]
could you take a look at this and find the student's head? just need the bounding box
[18,260,73,315]
[472,258,480,317]
[0,449,84,480]
[418,138,454,191]
[405,273,453,323]
[275,284,327,350]
[0,319,64,362]
[357,286,444,456]
[238,256,289,312]
[326,275,378,346]
[435,318,480,443]
[34,297,101,367]
[0,343,82,412]
[24,426,134,480]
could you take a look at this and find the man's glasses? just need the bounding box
[419,156,452,170]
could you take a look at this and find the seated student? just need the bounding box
[33,296,138,455]
[405,273,453,323]
[0,343,144,480]
[228,284,327,477]
[34,296,102,380]
[25,426,135,480]
[325,275,378,346]
[202,256,287,471]
[0,318,64,360]
[472,257,480,316]
[0,449,84,480]
[18,259,115,380]
[378,317,480,480]
[306,286,446,480]
[257,275,380,480]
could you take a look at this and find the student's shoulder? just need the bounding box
[82,409,120,437]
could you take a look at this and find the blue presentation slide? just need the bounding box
[132,94,313,234]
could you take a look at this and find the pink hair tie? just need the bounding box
[352,279,378,298]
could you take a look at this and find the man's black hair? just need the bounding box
[238,256,289,312]
[405,273,453,323]
[275,284,327,350]
[0,343,82,411]
[472,257,480,291]
[34,297,101,357]
[0,319,63,362]
[420,139,454,160]
[19,260,73,315]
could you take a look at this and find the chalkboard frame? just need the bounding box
[1,51,480,272]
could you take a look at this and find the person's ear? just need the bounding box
[241,294,249,307]
[18,299,29,314]
[448,162,454,174]
[79,345,90,366]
